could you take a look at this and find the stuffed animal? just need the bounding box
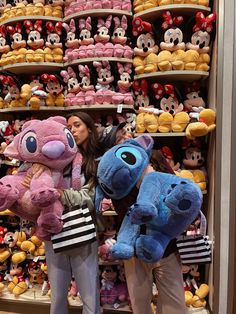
[62,19,80,62]
[132,17,159,74]
[100,265,119,306]
[0,116,82,240]
[158,11,186,71]
[112,0,131,10]
[95,135,202,263]
[132,79,160,133]
[111,15,133,59]
[41,73,64,106]
[93,60,115,104]
[60,67,80,106]
[8,260,29,296]
[28,260,44,284]
[185,12,216,71]
[77,64,96,105]
[133,0,157,14]
[151,83,190,132]
[6,23,27,64]
[24,20,44,63]
[44,21,63,63]
[112,62,134,105]
[77,17,95,58]
[94,15,113,57]
[0,25,10,60]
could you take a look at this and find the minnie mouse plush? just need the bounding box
[111,15,133,59]
[94,15,113,57]
[185,12,216,71]
[41,73,64,106]
[60,67,80,106]
[62,19,80,62]
[132,17,159,74]
[44,21,63,63]
[6,22,27,64]
[77,17,95,58]
[93,61,114,104]
[0,25,10,58]
[24,20,44,62]
[151,83,189,132]
[77,64,96,105]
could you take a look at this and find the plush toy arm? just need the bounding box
[110,213,140,260]
[129,172,161,225]
[95,185,106,213]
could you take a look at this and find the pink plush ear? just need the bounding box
[113,17,120,29]
[121,15,127,30]
[22,119,41,131]
[85,17,92,31]
[69,19,76,32]
[4,133,21,159]
[47,116,67,126]
[105,15,112,29]
[135,135,154,155]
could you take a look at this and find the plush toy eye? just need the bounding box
[22,131,37,153]
[115,147,142,167]
[64,128,76,148]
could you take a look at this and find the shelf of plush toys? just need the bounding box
[134,71,209,82]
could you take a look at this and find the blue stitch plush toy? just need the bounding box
[96,135,202,263]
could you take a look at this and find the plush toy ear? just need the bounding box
[95,185,106,213]
[47,116,67,126]
[134,134,154,156]
[4,134,21,159]
[21,119,41,131]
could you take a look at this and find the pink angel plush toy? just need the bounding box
[0,116,82,240]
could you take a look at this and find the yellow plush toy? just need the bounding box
[133,18,159,74]
[41,73,64,107]
[157,50,172,71]
[133,0,158,14]
[185,283,209,308]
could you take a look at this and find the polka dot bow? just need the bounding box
[132,17,153,37]
[151,83,175,100]
[161,11,183,30]
[193,12,217,33]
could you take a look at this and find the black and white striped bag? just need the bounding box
[176,211,212,264]
[51,193,97,253]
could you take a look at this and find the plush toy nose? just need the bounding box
[42,141,65,159]
[112,168,131,189]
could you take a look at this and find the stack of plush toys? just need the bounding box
[133,0,210,14]
[132,11,216,74]
[133,79,216,138]
[63,15,133,62]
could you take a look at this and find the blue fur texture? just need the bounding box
[96,135,202,263]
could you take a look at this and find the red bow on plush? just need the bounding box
[24,20,43,34]
[46,21,63,35]
[132,79,148,96]
[41,74,59,83]
[132,17,153,37]
[151,83,175,100]
[193,12,216,33]
[185,81,201,94]
[161,11,183,30]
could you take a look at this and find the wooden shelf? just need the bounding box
[134,132,186,137]
[64,57,132,67]
[0,104,133,113]
[134,4,211,22]
[0,62,63,75]
[102,211,118,216]
[134,70,209,82]
[63,9,132,22]
[0,15,62,26]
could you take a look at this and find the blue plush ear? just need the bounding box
[95,185,106,213]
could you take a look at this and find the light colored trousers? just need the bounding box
[45,240,100,314]
[124,253,187,314]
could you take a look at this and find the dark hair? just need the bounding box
[66,112,102,187]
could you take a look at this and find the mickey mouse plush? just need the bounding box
[96,135,202,263]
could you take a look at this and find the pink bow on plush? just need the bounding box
[193,12,216,33]
[97,15,112,29]
[78,65,90,78]
[78,17,92,31]
[61,67,77,83]
[161,11,183,30]
[117,62,132,75]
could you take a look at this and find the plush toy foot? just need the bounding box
[37,213,63,235]
[31,188,60,207]
[165,182,202,215]
[129,202,157,225]
[110,243,135,260]
[0,181,19,210]
[13,281,28,296]
[135,235,165,263]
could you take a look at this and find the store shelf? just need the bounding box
[0,62,63,75]
[63,9,132,22]
[134,132,186,137]
[0,15,62,26]
[134,71,209,82]
[0,104,133,113]
[64,57,133,67]
[134,4,211,22]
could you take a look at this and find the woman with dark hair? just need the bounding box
[44,112,101,314]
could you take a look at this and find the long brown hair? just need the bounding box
[66,112,101,187]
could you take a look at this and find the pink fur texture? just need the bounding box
[1,116,82,240]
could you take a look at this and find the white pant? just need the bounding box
[45,240,100,314]
[124,253,187,314]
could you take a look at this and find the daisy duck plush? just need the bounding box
[0,116,82,240]
[95,135,202,263]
